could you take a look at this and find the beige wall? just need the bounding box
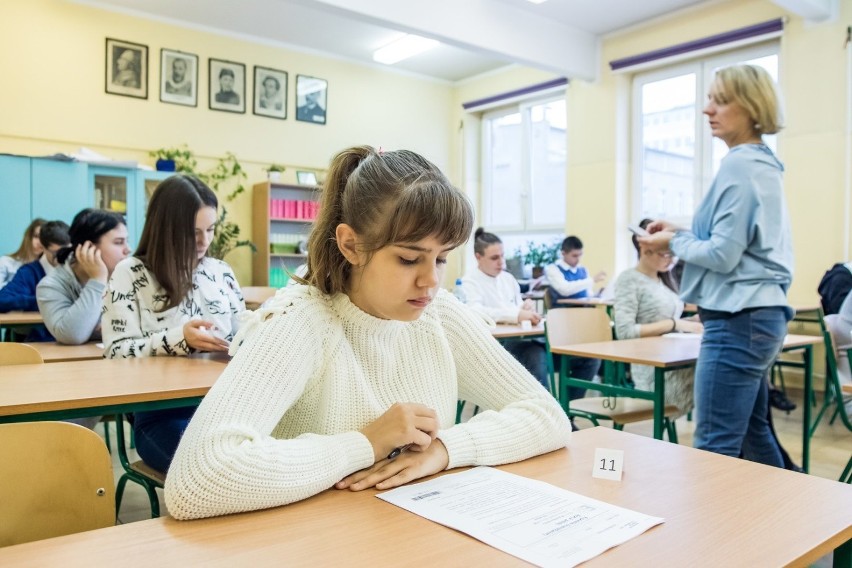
[0,0,454,285]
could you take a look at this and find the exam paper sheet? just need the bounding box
[377,467,663,567]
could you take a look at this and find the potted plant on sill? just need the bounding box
[149,145,196,173]
[521,240,561,279]
[265,164,286,182]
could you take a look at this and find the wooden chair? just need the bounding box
[841,382,852,484]
[0,342,43,365]
[0,422,114,546]
[545,308,680,441]
[114,413,166,518]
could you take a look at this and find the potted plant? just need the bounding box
[521,240,561,279]
[149,145,196,173]
[265,164,286,182]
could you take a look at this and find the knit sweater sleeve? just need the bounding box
[432,293,571,468]
[102,259,189,358]
[164,292,375,521]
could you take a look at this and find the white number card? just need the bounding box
[592,447,624,481]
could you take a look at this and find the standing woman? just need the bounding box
[37,209,130,345]
[0,218,45,291]
[102,175,245,473]
[641,65,792,467]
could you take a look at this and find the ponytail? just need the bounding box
[305,146,374,294]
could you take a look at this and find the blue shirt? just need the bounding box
[671,143,793,314]
[548,263,590,302]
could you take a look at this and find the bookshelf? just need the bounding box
[252,181,320,286]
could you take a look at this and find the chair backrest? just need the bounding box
[0,343,43,365]
[822,314,852,430]
[545,307,613,347]
[0,421,115,546]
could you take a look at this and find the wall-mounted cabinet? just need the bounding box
[252,181,320,287]
[0,155,171,254]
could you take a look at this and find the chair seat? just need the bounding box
[569,397,680,424]
[129,460,166,486]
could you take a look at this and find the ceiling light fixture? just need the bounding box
[373,34,439,65]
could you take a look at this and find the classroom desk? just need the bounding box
[551,334,822,470]
[0,427,848,567]
[0,311,43,341]
[25,341,103,363]
[490,322,545,340]
[0,356,227,424]
[242,286,277,310]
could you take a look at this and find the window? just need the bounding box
[482,96,566,237]
[632,44,778,225]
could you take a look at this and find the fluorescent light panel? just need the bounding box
[373,34,439,65]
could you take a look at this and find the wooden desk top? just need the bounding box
[1,428,848,567]
[26,342,103,363]
[0,311,43,325]
[490,322,545,339]
[551,334,821,367]
[557,298,614,307]
[0,356,226,419]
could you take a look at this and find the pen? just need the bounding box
[386,443,412,460]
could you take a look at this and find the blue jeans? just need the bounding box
[504,339,550,390]
[133,406,197,473]
[693,307,790,467]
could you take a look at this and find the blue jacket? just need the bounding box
[0,259,52,341]
[671,143,793,314]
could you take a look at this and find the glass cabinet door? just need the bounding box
[93,174,128,213]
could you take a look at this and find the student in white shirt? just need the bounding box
[165,146,571,520]
[462,228,548,389]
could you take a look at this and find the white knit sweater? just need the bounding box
[165,285,571,520]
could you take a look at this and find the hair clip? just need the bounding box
[377,146,384,156]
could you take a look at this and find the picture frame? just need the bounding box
[296,171,318,186]
[160,48,198,107]
[295,75,328,125]
[209,58,246,113]
[105,38,148,99]
[253,66,288,120]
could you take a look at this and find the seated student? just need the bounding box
[165,146,571,520]
[818,261,852,316]
[613,219,703,416]
[0,218,45,291]
[36,209,130,345]
[544,235,605,398]
[102,175,245,473]
[462,228,549,389]
[832,292,852,414]
[0,220,70,341]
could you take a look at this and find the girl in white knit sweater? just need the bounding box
[165,146,571,520]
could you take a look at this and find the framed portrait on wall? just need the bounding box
[209,58,246,113]
[105,38,148,99]
[253,66,287,119]
[160,49,198,107]
[295,75,327,125]
[296,171,318,186]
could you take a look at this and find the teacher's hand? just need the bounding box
[638,230,675,250]
[336,438,449,492]
[645,220,681,234]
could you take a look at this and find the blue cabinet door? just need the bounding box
[0,155,33,255]
[31,159,89,224]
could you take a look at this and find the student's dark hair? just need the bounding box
[561,235,583,253]
[39,221,71,250]
[56,209,126,265]
[305,146,473,295]
[6,218,46,262]
[632,218,678,293]
[473,227,502,255]
[135,175,218,310]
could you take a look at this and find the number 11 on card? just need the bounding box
[592,448,624,481]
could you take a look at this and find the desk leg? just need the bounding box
[802,345,813,474]
[653,368,664,440]
[834,537,851,568]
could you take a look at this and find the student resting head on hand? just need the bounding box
[165,146,571,520]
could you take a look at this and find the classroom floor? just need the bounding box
[109,386,851,528]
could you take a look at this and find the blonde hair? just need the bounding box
[305,146,473,295]
[710,64,783,135]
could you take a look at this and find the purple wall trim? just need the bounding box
[609,18,784,71]
[461,77,568,110]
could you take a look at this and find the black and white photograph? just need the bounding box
[209,58,246,113]
[253,66,287,119]
[160,49,198,107]
[105,38,147,99]
[295,75,327,125]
